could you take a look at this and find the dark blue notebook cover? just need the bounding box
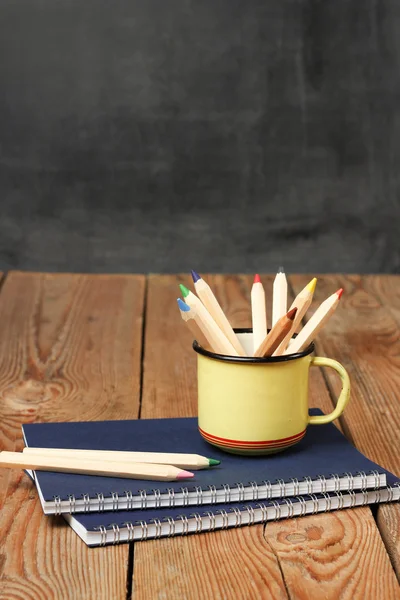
[22,409,388,505]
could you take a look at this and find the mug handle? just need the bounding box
[308,357,351,425]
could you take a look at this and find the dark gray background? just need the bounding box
[1,1,399,273]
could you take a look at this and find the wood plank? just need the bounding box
[290,274,400,582]
[0,272,145,600]
[134,274,391,599]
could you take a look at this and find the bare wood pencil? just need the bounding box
[251,274,267,354]
[272,267,287,326]
[254,308,297,357]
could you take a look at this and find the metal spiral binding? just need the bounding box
[285,497,294,519]
[344,472,354,491]
[277,479,285,496]
[219,509,229,529]
[53,496,62,515]
[165,517,176,537]
[231,507,242,527]
[246,505,256,525]
[348,490,357,508]
[205,511,216,531]
[236,483,245,502]
[271,500,281,521]
[262,480,273,499]
[167,488,175,507]
[249,481,259,501]
[309,494,319,514]
[335,490,344,510]
[178,515,189,535]
[304,476,313,494]
[208,485,217,504]
[124,491,133,510]
[150,519,162,539]
[356,471,367,490]
[68,494,76,513]
[97,493,105,512]
[296,495,307,517]
[372,470,381,489]
[125,522,134,542]
[138,490,147,509]
[318,475,327,493]
[191,513,203,534]
[361,490,369,506]
[98,525,107,546]
[194,486,203,505]
[181,487,189,506]
[111,524,120,544]
[257,503,268,522]
[222,484,231,503]
[139,521,148,541]
[387,486,394,502]
[153,489,161,508]
[321,492,331,512]
[83,494,90,512]
[290,478,300,495]
[111,492,119,511]
[330,473,341,493]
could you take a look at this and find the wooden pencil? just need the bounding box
[23,447,221,470]
[285,289,343,355]
[177,298,211,350]
[178,288,239,356]
[190,271,246,356]
[0,452,194,481]
[254,307,297,357]
[273,277,317,356]
[251,274,267,354]
[272,266,288,326]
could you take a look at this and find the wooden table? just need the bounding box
[0,273,399,599]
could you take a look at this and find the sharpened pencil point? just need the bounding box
[208,458,221,466]
[177,298,190,312]
[253,273,261,284]
[306,277,317,294]
[191,270,201,283]
[179,284,190,298]
[177,470,194,479]
[278,266,285,273]
[336,288,344,299]
[287,307,297,320]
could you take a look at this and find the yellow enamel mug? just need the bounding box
[194,329,350,455]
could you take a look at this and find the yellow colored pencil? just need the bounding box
[285,289,343,354]
[251,274,267,354]
[272,267,287,326]
[273,277,317,356]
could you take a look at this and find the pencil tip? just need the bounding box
[287,307,297,320]
[278,266,285,274]
[177,298,190,312]
[306,277,317,293]
[179,284,190,298]
[208,458,221,466]
[177,470,194,479]
[253,273,261,284]
[191,270,201,283]
[336,288,344,299]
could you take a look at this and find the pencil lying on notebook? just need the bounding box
[0,452,194,481]
[191,271,246,356]
[23,447,220,470]
[254,307,297,357]
[179,285,238,355]
[285,289,343,355]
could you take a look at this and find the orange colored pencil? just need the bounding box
[254,308,297,357]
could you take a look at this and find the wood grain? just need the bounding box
[290,274,400,582]
[134,275,396,599]
[0,272,145,600]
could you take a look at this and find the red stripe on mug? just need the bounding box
[198,427,306,447]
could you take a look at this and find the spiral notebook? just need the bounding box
[64,473,400,546]
[22,409,388,514]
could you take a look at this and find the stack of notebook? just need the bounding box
[22,409,399,546]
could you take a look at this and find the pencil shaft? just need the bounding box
[254,310,296,357]
[24,448,210,470]
[273,295,312,355]
[251,281,267,353]
[272,272,287,326]
[285,294,339,354]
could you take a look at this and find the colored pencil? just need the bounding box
[254,307,297,357]
[0,452,194,481]
[177,298,212,350]
[251,274,267,354]
[190,271,246,356]
[272,267,288,326]
[179,286,239,356]
[23,447,220,470]
[285,289,343,355]
[273,277,317,356]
